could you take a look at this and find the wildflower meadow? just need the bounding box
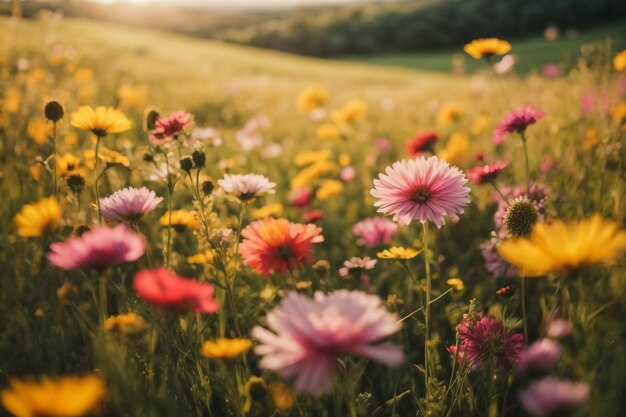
[1,9,626,417]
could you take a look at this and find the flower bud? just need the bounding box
[192,150,206,169]
[44,100,64,122]
[179,158,193,172]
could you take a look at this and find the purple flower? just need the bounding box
[47,224,145,270]
[518,378,589,417]
[493,105,545,144]
[100,187,163,223]
[516,339,562,374]
[352,217,398,248]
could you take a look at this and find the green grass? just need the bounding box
[341,21,626,73]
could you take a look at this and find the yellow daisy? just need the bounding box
[464,38,512,60]
[296,86,329,113]
[71,106,131,137]
[316,123,340,140]
[446,278,464,291]
[56,153,82,177]
[251,203,284,220]
[498,214,626,277]
[377,246,421,260]
[331,100,367,126]
[201,338,253,360]
[613,49,626,72]
[105,312,144,334]
[187,250,215,264]
[98,148,130,167]
[160,210,199,232]
[14,197,61,238]
[316,179,343,201]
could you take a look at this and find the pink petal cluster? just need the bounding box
[100,186,163,223]
[218,173,276,201]
[290,187,312,207]
[47,224,145,270]
[493,105,545,144]
[371,156,470,227]
[405,131,438,156]
[338,256,377,277]
[518,378,589,417]
[466,161,509,185]
[352,217,398,248]
[150,111,193,144]
[133,268,219,314]
[450,315,524,375]
[252,290,404,395]
[515,339,562,374]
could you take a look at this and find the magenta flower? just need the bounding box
[218,173,276,201]
[100,186,163,223]
[338,256,377,278]
[405,131,439,156]
[47,224,145,270]
[518,378,589,417]
[493,105,545,144]
[150,111,193,144]
[252,290,404,395]
[516,339,562,375]
[452,315,524,375]
[352,217,398,248]
[371,156,470,227]
[466,161,509,185]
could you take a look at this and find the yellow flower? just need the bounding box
[464,38,512,59]
[338,153,351,167]
[1,374,104,417]
[201,338,253,360]
[290,160,338,189]
[613,50,626,72]
[470,115,491,136]
[332,100,367,126]
[243,377,267,413]
[56,153,82,177]
[117,84,149,109]
[437,103,464,125]
[3,87,20,114]
[252,203,284,219]
[438,132,468,167]
[160,210,199,232]
[187,250,215,264]
[14,197,61,238]
[316,179,342,201]
[611,102,626,124]
[71,106,131,137]
[294,149,332,167]
[316,123,340,140]
[498,215,626,277]
[296,86,329,113]
[105,312,144,333]
[447,278,464,291]
[269,382,296,413]
[73,68,94,82]
[27,118,52,145]
[377,246,421,260]
[98,148,130,167]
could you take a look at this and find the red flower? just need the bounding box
[150,111,193,144]
[301,209,324,223]
[239,218,323,277]
[467,161,509,185]
[405,131,438,156]
[133,268,219,313]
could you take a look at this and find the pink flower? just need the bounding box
[374,137,391,151]
[150,111,193,144]
[338,256,377,278]
[47,224,145,270]
[371,156,470,227]
[302,209,323,223]
[290,187,312,208]
[493,106,545,144]
[100,186,163,223]
[133,268,219,313]
[352,217,397,248]
[480,231,516,278]
[467,161,509,185]
[218,173,276,201]
[542,63,563,78]
[452,314,524,375]
[252,290,404,395]
[405,131,438,156]
[518,378,589,417]
[546,319,572,340]
[340,166,356,182]
[516,339,562,374]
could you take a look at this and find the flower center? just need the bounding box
[275,244,295,260]
[411,187,431,203]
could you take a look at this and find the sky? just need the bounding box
[91,0,371,9]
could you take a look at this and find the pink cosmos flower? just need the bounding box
[47,224,145,270]
[100,186,163,223]
[252,290,404,395]
[352,217,397,248]
[451,314,524,375]
[518,378,589,417]
[371,156,470,227]
[493,106,545,144]
[338,256,377,278]
[515,339,562,374]
[467,161,509,185]
[133,268,219,314]
[150,111,193,144]
[218,173,276,201]
[405,131,438,156]
[341,166,356,182]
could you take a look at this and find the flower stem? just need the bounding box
[422,221,432,413]
[95,136,102,223]
[489,181,510,205]
[165,183,173,268]
[520,277,528,341]
[98,273,107,326]
[519,131,531,195]
[52,121,58,198]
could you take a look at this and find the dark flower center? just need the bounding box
[275,244,295,260]
[411,187,431,203]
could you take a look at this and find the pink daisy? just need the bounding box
[466,161,509,185]
[47,224,145,270]
[371,156,470,227]
[352,217,398,248]
[405,131,438,156]
[150,111,193,144]
[493,105,545,144]
[518,378,589,417]
[252,290,404,395]
[100,186,163,223]
[338,256,377,278]
[218,173,276,201]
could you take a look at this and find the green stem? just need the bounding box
[52,121,57,198]
[95,136,102,223]
[519,131,531,195]
[489,181,510,205]
[422,221,432,412]
[98,273,107,326]
[520,277,528,341]
[165,183,173,268]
